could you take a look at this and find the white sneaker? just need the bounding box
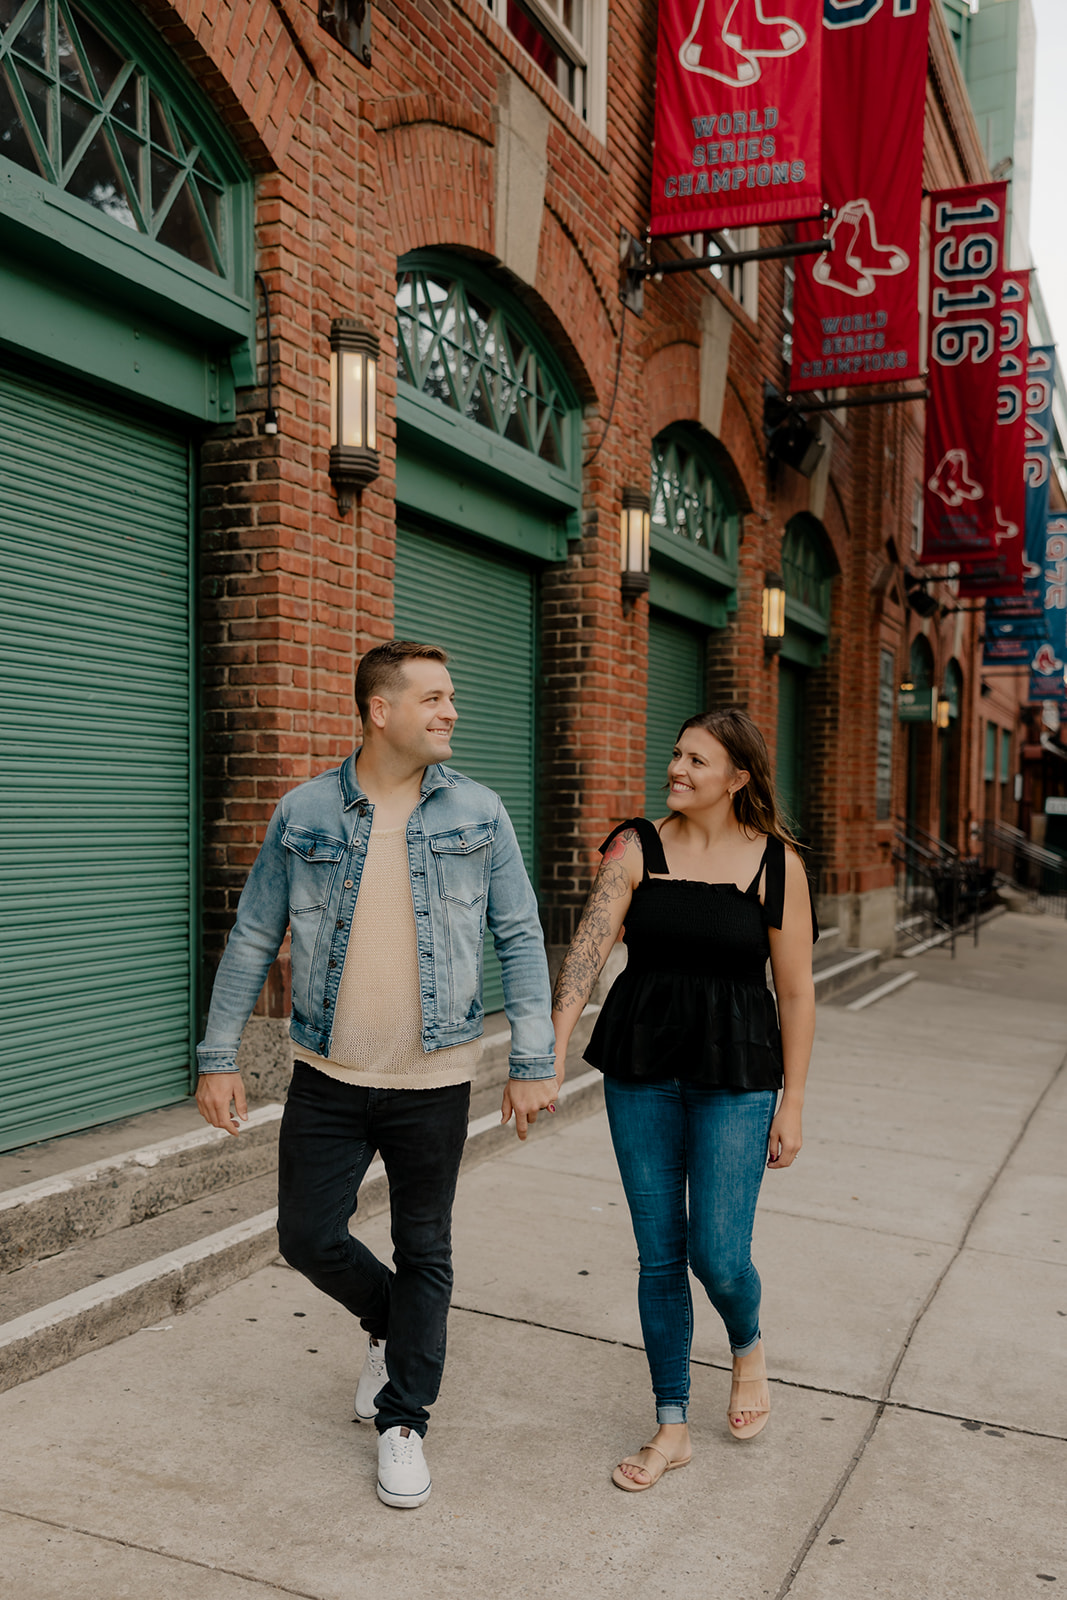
[353,1337,388,1423]
[377,1426,432,1508]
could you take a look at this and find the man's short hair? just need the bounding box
[355,640,449,721]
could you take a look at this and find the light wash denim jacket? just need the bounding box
[197,755,556,1080]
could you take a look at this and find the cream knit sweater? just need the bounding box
[296,824,482,1090]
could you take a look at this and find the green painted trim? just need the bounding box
[396,449,569,563]
[397,388,581,516]
[0,166,254,349]
[649,563,729,628]
[0,251,233,422]
[780,629,826,668]
[650,528,736,594]
[0,0,255,380]
[398,248,581,417]
[784,594,830,637]
[187,436,201,1087]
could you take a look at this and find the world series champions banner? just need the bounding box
[920,182,1008,565]
[790,0,930,392]
[958,270,1028,598]
[985,342,1055,663]
[1030,514,1067,704]
[650,0,823,235]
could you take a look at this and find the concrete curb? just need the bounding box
[0,1105,284,1274]
[0,1070,606,1395]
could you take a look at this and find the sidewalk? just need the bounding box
[2,911,1065,1600]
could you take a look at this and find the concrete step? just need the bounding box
[824,960,919,1011]
[0,998,604,1388]
[0,998,604,1287]
[812,945,881,1003]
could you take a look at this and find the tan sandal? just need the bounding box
[611,1442,692,1492]
[727,1347,770,1440]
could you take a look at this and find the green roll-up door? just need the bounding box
[394,523,536,1014]
[645,611,706,818]
[776,660,806,832]
[0,366,194,1152]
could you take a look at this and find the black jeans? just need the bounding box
[277,1063,471,1437]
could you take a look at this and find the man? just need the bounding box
[196,641,558,1508]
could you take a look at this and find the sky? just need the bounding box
[1028,0,1067,347]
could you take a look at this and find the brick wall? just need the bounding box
[154,0,999,1006]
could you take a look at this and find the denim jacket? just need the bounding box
[197,755,556,1080]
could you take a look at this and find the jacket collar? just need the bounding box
[339,750,457,810]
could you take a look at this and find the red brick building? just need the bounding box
[0,0,1012,1144]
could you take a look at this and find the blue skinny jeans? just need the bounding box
[603,1077,777,1425]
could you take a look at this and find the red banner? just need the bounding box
[790,0,929,392]
[957,270,1029,597]
[650,0,823,235]
[920,182,1008,565]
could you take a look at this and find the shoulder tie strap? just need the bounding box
[598,818,669,881]
[745,837,772,898]
[760,835,820,942]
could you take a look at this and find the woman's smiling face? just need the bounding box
[666,726,748,813]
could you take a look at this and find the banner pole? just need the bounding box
[783,387,929,413]
[635,235,834,279]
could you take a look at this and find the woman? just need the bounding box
[551,708,816,1491]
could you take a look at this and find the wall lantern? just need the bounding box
[762,571,786,655]
[620,487,651,607]
[936,695,951,730]
[329,318,379,510]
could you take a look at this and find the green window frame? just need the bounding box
[0,0,254,405]
[782,515,834,630]
[397,261,576,474]
[647,423,738,628]
[0,0,248,285]
[651,429,736,565]
[984,721,997,782]
[781,513,836,667]
[394,253,582,563]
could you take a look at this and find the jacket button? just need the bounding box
[329,959,337,968]
[344,879,354,888]
[323,997,331,1008]
[336,920,345,929]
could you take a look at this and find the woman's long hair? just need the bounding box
[668,707,804,851]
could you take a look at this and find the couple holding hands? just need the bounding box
[196,641,816,1508]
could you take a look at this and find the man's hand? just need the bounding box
[196,1072,248,1136]
[500,1075,558,1142]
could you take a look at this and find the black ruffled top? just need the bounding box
[583,818,817,1091]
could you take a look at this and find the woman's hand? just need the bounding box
[767,1098,802,1169]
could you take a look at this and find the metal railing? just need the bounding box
[892,818,994,956]
[980,822,1067,917]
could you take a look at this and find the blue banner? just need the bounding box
[986,344,1055,665]
[1030,513,1067,704]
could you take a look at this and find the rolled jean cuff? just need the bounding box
[730,1331,762,1358]
[655,1403,688,1425]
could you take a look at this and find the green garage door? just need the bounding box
[0,367,195,1151]
[394,523,536,1014]
[776,660,807,833]
[645,611,706,818]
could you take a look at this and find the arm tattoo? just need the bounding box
[551,839,637,1015]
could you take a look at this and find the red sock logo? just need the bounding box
[813,199,910,298]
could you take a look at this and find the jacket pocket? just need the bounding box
[429,822,494,907]
[282,825,347,913]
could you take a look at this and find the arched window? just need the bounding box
[0,0,248,286]
[943,657,962,720]
[651,425,738,575]
[396,260,578,475]
[780,514,836,666]
[782,514,835,630]
[909,634,934,691]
